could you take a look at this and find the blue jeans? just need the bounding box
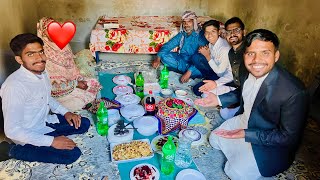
[190,53,220,80]
[190,53,220,96]
[160,52,202,78]
[9,114,90,164]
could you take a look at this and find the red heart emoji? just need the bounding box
[47,21,76,49]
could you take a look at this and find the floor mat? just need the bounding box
[0,60,318,179]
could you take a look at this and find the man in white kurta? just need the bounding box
[195,29,308,179]
[209,73,268,179]
[191,20,234,97]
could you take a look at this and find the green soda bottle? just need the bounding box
[161,135,176,175]
[135,72,144,99]
[96,101,109,136]
[160,65,169,89]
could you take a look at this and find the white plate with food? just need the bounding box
[113,75,131,85]
[115,94,141,106]
[113,85,133,96]
[176,169,206,180]
[130,163,160,180]
[110,139,154,163]
[151,135,178,153]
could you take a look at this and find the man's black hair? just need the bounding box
[10,33,44,56]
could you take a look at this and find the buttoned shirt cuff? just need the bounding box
[56,105,69,115]
[244,129,257,143]
[188,65,197,74]
[42,135,55,147]
[215,80,223,87]
[208,59,214,65]
[217,96,222,106]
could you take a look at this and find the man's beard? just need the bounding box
[184,27,193,34]
[229,36,242,46]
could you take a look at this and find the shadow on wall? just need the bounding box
[0,51,20,85]
[0,97,3,131]
[0,51,19,131]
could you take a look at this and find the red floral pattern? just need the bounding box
[90,16,216,55]
[148,30,170,52]
[104,29,128,52]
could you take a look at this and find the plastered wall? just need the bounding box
[0,0,39,84]
[0,0,319,85]
[207,0,320,86]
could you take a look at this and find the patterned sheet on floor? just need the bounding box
[1,61,318,179]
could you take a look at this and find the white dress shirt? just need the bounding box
[209,73,269,179]
[208,37,233,86]
[0,66,69,147]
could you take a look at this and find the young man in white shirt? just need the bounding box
[0,33,90,164]
[191,20,234,96]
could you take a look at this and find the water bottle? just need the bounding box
[96,101,109,136]
[160,65,169,89]
[175,128,200,168]
[135,72,144,99]
[174,135,193,168]
[161,135,176,175]
[145,90,156,116]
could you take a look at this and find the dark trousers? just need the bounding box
[190,53,220,96]
[9,114,90,164]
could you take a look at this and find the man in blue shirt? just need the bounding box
[152,11,208,83]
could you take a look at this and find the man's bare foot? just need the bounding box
[152,57,161,68]
[180,70,192,83]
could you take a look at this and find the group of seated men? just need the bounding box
[0,10,308,180]
[152,10,308,179]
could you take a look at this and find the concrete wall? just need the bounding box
[207,0,320,86]
[0,0,319,85]
[0,0,39,84]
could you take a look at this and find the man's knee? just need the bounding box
[79,117,90,134]
[192,82,205,96]
[209,132,220,150]
[63,147,82,164]
[219,107,240,120]
[160,53,176,65]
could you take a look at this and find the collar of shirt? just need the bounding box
[247,72,269,84]
[234,41,246,53]
[19,65,47,80]
[208,37,224,50]
[181,30,199,37]
[241,72,269,123]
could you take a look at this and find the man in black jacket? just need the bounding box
[195,29,308,178]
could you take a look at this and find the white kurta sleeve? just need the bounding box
[48,96,69,115]
[208,48,233,86]
[1,83,54,147]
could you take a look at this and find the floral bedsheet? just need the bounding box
[89,16,214,56]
